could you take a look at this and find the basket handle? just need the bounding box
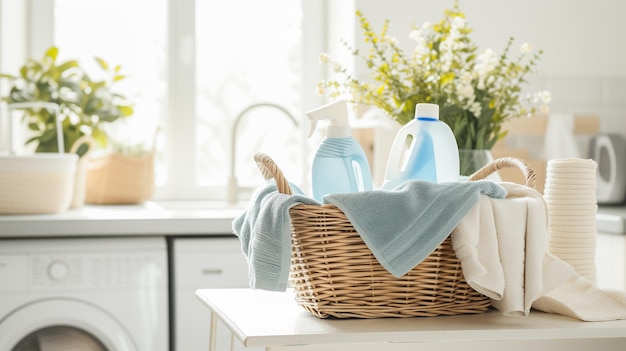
[254,153,293,195]
[468,156,536,189]
[69,135,97,161]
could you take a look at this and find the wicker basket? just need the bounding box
[254,152,536,319]
[85,152,155,205]
[0,154,77,214]
[0,102,78,214]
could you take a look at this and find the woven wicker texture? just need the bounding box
[254,152,536,319]
[0,154,77,214]
[0,172,73,214]
[85,153,155,205]
[1,103,77,214]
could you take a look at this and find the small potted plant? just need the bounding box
[85,139,156,205]
[1,46,135,207]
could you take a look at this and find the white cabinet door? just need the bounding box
[173,237,259,351]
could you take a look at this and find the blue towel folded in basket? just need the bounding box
[324,180,507,278]
[233,179,506,291]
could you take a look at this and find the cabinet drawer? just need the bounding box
[173,238,249,289]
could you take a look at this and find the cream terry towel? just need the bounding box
[451,182,626,321]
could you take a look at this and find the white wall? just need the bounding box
[356,0,626,76]
[339,0,626,139]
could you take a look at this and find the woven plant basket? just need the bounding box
[254,152,536,319]
[85,152,155,205]
[0,102,78,214]
[0,155,76,214]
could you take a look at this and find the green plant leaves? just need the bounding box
[94,57,109,70]
[45,46,59,61]
[91,128,108,147]
[0,46,134,154]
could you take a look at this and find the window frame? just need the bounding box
[27,0,327,200]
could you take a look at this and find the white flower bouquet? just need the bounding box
[317,1,551,150]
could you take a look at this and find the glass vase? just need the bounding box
[459,149,494,178]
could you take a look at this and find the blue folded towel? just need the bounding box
[323,180,507,278]
[232,180,319,291]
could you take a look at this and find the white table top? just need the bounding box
[195,288,626,349]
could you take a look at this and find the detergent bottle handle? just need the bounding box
[346,154,373,192]
[355,155,373,190]
[385,128,412,180]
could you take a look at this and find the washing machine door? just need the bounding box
[0,298,137,351]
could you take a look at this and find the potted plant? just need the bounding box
[1,46,137,207]
[85,140,156,205]
[0,46,134,155]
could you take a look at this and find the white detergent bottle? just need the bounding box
[307,100,373,202]
[382,103,459,190]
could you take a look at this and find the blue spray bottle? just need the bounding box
[306,100,373,202]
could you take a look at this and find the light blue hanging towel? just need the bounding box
[232,180,319,291]
[323,180,507,278]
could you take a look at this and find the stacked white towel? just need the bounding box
[544,158,598,282]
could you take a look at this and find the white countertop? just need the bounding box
[0,201,246,237]
[597,205,626,234]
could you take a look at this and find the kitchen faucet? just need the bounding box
[227,102,299,205]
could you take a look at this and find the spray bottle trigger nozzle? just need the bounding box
[307,120,318,138]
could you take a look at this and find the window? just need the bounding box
[39,0,325,200]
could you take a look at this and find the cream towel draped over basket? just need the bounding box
[453,157,626,321]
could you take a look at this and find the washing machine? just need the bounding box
[0,237,168,351]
